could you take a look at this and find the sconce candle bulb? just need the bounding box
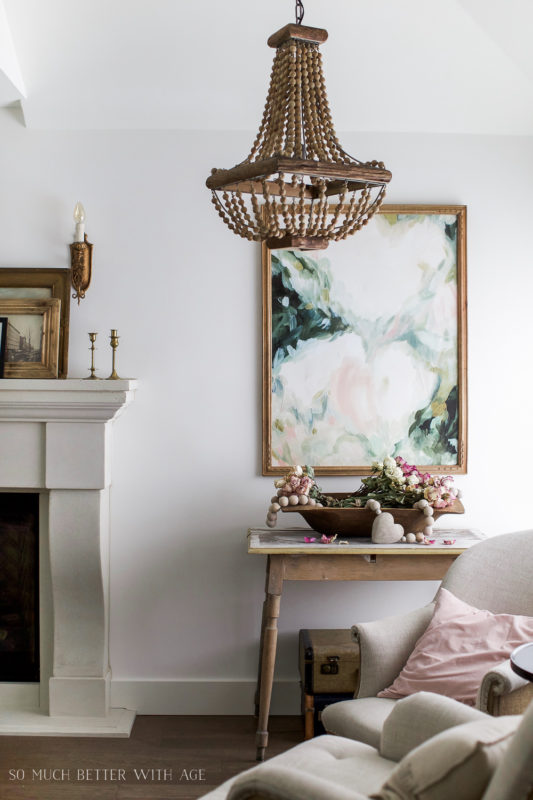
[73,201,86,242]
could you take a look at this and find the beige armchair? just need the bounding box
[200,692,533,800]
[322,530,533,749]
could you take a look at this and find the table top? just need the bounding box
[511,642,533,682]
[248,527,486,555]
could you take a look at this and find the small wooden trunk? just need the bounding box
[301,690,353,739]
[299,629,360,739]
[299,629,360,694]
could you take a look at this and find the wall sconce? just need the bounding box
[70,202,93,305]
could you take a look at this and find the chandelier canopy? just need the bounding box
[206,9,392,251]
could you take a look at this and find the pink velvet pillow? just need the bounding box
[378,588,533,704]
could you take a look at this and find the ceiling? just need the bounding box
[1,0,533,134]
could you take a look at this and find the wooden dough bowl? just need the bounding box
[281,493,465,537]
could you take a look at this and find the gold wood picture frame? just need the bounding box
[0,268,70,378]
[263,205,467,476]
[1,298,61,379]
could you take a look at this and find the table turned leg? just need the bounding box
[254,595,268,717]
[255,556,284,761]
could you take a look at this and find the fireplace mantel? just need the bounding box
[0,379,137,736]
[0,379,136,421]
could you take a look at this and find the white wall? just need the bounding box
[1,109,533,712]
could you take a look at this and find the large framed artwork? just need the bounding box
[262,205,467,476]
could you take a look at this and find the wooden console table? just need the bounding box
[249,526,485,761]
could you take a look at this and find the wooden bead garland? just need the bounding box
[365,498,439,545]
[265,491,319,528]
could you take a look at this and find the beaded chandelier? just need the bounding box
[206,2,392,251]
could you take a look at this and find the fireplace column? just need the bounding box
[47,421,114,716]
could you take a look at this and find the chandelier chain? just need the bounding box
[295,0,304,25]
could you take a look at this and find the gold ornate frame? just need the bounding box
[1,298,61,379]
[262,204,467,476]
[0,268,70,378]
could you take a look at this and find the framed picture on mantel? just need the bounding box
[0,298,61,378]
[0,316,7,378]
[262,205,467,476]
[0,268,70,378]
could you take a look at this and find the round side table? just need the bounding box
[510,643,533,682]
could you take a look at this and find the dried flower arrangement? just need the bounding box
[265,457,463,540]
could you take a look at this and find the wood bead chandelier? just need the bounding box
[206,1,392,251]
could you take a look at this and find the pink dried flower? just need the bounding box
[320,534,337,544]
[276,466,316,497]
[396,456,417,476]
[304,536,316,543]
[296,476,313,495]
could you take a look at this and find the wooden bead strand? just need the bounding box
[277,173,296,234]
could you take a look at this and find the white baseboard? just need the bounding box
[111,680,301,715]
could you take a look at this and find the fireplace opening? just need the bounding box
[0,493,39,682]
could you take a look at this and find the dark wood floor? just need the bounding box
[0,716,303,800]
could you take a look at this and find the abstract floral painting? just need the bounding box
[262,206,467,475]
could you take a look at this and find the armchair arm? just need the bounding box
[228,765,368,800]
[353,603,434,697]
[380,691,487,761]
[477,659,533,715]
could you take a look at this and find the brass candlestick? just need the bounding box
[85,332,100,380]
[107,329,122,380]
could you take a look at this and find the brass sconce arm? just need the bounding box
[70,233,93,305]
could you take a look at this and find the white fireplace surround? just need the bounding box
[0,379,137,736]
